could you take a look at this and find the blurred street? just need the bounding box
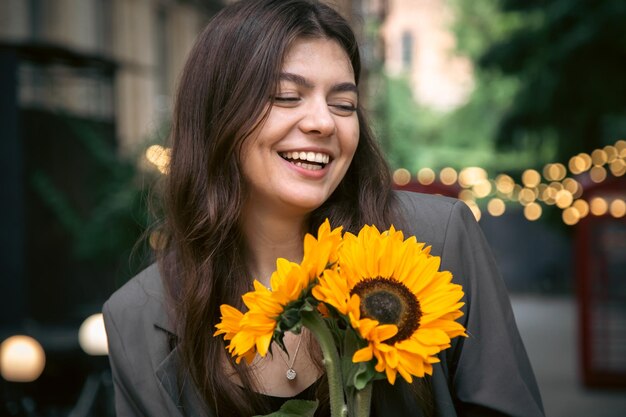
[512,295,626,417]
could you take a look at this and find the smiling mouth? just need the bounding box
[280,151,331,171]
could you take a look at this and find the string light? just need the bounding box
[487,198,506,216]
[144,140,625,226]
[524,203,542,221]
[417,168,435,185]
[609,199,626,218]
[589,197,608,216]
[439,167,458,186]
[392,168,411,186]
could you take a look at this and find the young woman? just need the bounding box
[103,1,544,416]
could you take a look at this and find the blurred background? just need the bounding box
[0,0,624,416]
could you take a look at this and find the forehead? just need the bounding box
[281,37,355,81]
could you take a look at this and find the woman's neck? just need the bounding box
[241,209,309,287]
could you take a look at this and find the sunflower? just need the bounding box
[214,219,343,363]
[312,224,466,384]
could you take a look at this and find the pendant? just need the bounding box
[286,368,297,380]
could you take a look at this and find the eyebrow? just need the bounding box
[279,72,358,95]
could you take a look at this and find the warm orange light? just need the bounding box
[511,184,522,202]
[591,149,608,166]
[568,155,587,175]
[149,231,166,250]
[417,168,435,185]
[590,197,608,216]
[579,153,593,171]
[589,166,607,183]
[473,179,492,198]
[487,198,506,216]
[562,207,580,226]
[464,200,482,221]
[458,167,488,188]
[79,314,109,356]
[518,188,537,206]
[439,167,458,186]
[458,189,475,202]
[536,184,548,201]
[604,146,618,163]
[555,190,574,209]
[562,178,579,195]
[0,336,46,382]
[522,169,541,188]
[542,185,558,205]
[609,199,626,218]
[615,140,626,156]
[543,163,566,181]
[609,159,626,177]
[145,144,171,174]
[524,203,542,221]
[495,174,515,195]
[393,168,411,186]
[572,199,589,218]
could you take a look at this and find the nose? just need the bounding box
[298,99,336,137]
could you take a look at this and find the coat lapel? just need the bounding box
[155,337,215,417]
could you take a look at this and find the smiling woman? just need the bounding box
[102,1,545,417]
[241,37,359,217]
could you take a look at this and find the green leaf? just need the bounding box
[253,399,319,417]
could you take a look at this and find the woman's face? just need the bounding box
[240,37,359,217]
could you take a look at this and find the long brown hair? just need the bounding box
[157,0,427,415]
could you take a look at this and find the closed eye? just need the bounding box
[329,103,357,116]
[273,96,301,107]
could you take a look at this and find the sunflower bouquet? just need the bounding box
[215,220,466,417]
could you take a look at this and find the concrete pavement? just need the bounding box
[511,296,626,417]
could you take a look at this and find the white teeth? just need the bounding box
[281,151,330,164]
[295,161,322,171]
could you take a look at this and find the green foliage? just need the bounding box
[369,0,561,173]
[478,0,626,160]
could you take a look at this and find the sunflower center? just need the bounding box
[351,277,421,344]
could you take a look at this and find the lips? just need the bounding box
[280,151,331,171]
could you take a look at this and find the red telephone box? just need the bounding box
[576,175,626,387]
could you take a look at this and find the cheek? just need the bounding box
[343,120,360,160]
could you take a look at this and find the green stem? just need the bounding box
[353,382,373,417]
[301,311,347,417]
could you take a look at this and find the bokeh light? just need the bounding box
[609,199,626,218]
[590,197,608,216]
[589,166,607,183]
[458,167,487,188]
[524,202,542,221]
[555,190,574,209]
[562,207,580,226]
[518,188,537,206]
[79,314,109,356]
[463,199,482,221]
[417,168,435,185]
[591,149,608,166]
[439,167,458,186]
[522,169,541,188]
[0,335,46,382]
[572,199,590,218]
[495,174,515,195]
[487,198,506,216]
[145,144,171,174]
[473,179,492,198]
[393,168,411,186]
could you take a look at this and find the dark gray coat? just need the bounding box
[103,191,545,416]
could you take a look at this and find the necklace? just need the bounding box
[277,335,303,381]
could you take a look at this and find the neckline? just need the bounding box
[252,376,323,400]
